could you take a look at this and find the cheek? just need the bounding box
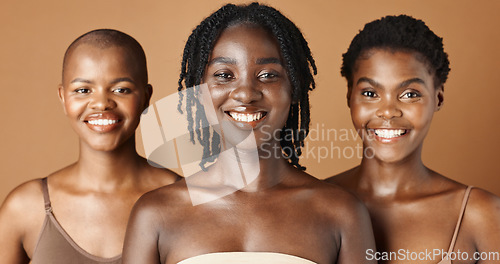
[64,99,85,118]
[405,103,435,129]
[203,86,229,125]
[269,84,292,108]
[207,87,229,108]
[350,103,372,129]
[271,89,292,124]
[120,97,144,123]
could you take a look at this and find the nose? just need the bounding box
[229,77,262,104]
[89,90,116,110]
[376,98,402,119]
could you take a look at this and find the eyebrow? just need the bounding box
[70,78,92,84]
[70,77,135,85]
[110,77,136,84]
[356,77,426,89]
[397,78,426,89]
[207,56,282,66]
[208,57,237,65]
[356,77,380,88]
[256,57,282,65]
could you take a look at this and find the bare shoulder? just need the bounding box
[123,175,187,263]
[3,163,81,212]
[133,179,191,222]
[1,166,73,223]
[292,170,374,252]
[0,177,46,246]
[292,170,370,225]
[1,178,45,218]
[298,170,361,202]
[464,187,500,227]
[453,187,500,250]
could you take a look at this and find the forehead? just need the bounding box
[353,49,434,82]
[210,24,281,59]
[63,44,142,81]
[66,44,130,65]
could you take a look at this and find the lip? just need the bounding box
[83,112,123,133]
[367,128,410,143]
[223,106,268,129]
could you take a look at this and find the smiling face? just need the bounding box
[202,23,292,151]
[59,44,151,152]
[349,48,443,163]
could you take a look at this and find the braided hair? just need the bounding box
[178,2,317,170]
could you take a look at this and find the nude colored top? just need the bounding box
[437,186,473,264]
[31,177,121,264]
[177,252,317,264]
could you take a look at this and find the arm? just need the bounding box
[122,194,163,264]
[336,198,377,264]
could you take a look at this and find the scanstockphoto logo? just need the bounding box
[366,249,500,262]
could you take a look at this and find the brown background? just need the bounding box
[1,0,499,203]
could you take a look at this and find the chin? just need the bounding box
[90,144,120,152]
[82,137,125,152]
[370,148,418,164]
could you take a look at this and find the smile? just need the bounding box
[372,129,408,139]
[87,119,119,126]
[226,111,267,123]
[84,113,122,133]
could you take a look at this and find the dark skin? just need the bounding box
[122,24,376,264]
[326,49,500,263]
[0,43,179,263]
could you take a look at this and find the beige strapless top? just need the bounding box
[177,252,317,264]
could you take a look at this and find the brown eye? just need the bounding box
[361,90,376,98]
[258,72,278,79]
[74,88,90,94]
[113,88,131,94]
[214,72,233,79]
[401,91,421,99]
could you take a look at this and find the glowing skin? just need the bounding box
[326,48,500,263]
[0,35,179,263]
[122,23,376,264]
[59,44,151,152]
[202,24,292,151]
[349,49,443,164]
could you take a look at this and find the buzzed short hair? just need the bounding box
[62,29,148,84]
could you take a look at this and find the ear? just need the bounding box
[57,85,67,115]
[435,85,444,111]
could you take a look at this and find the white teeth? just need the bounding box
[229,112,264,122]
[374,129,406,138]
[88,119,118,126]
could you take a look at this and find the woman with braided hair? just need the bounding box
[123,3,375,264]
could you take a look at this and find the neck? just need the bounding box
[72,136,144,192]
[216,140,290,192]
[356,145,431,199]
